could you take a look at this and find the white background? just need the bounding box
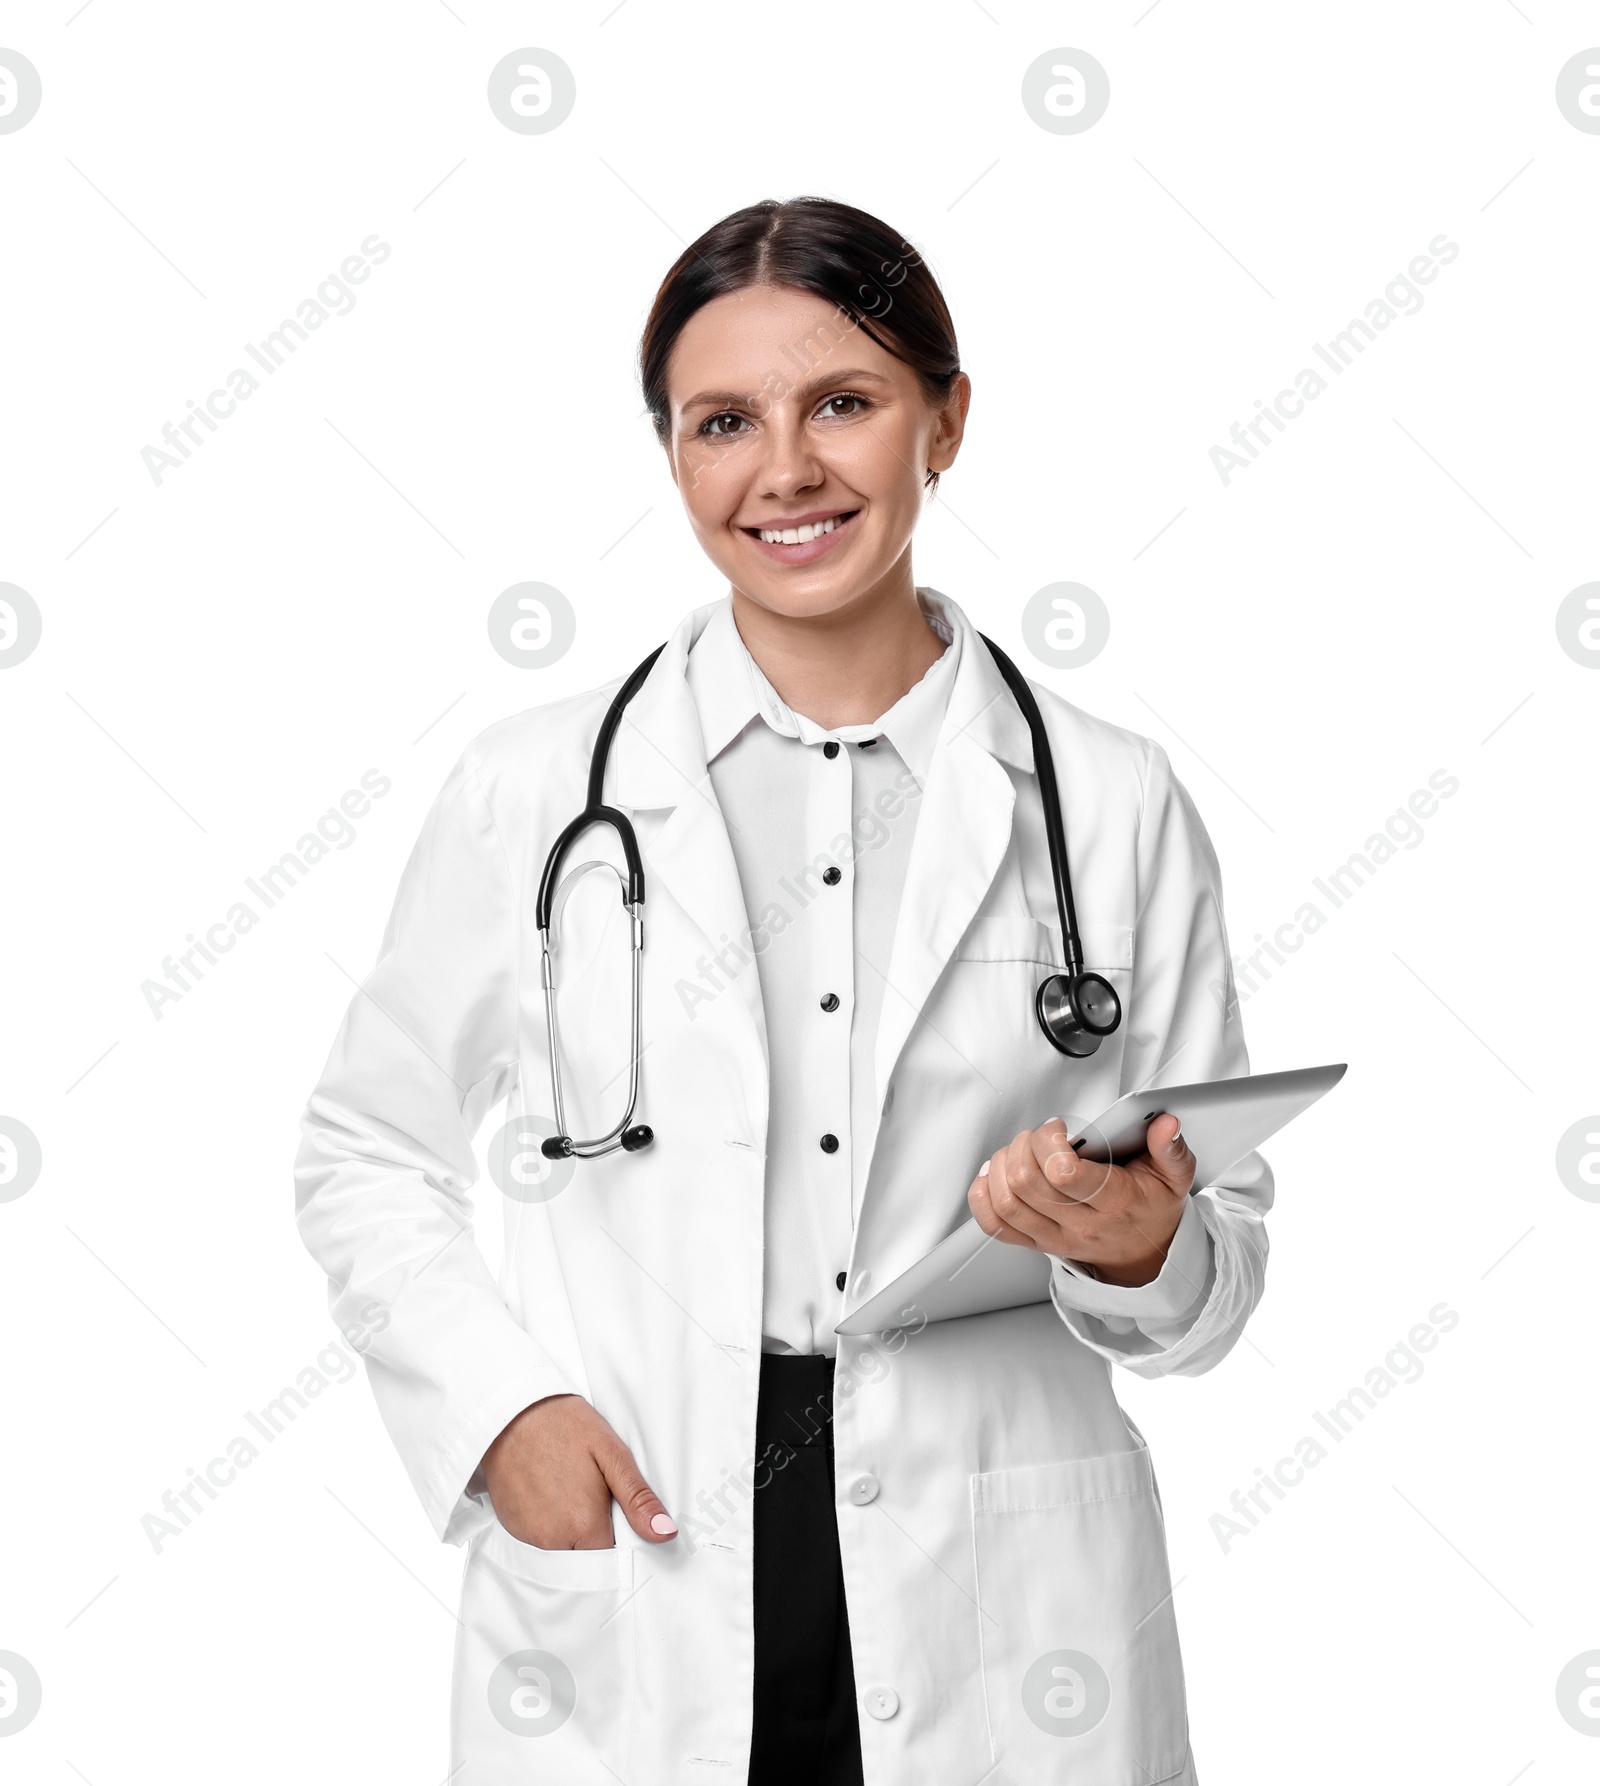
[2,3,1596,1781]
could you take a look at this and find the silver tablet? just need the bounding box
[834,1062,1346,1337]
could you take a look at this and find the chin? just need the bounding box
[740,577,875,621]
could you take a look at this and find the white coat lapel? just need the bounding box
[870,597,1036,1110]
[602,606,771,1082]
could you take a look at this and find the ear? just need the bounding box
[927,371,972,475]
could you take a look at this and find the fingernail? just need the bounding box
[1171,1120,1183,1142]
[650,1512,677,1537]
[978,1160,990,1178]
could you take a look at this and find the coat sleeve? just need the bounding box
[1048,737,1273,1377]
[293,743,581,1543]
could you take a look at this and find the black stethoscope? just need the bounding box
[537,633,1121,1161]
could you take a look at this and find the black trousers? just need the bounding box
[748,1353,865,1786]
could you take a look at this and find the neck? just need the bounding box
[729,561,945,729]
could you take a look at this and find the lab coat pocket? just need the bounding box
[451,1520,637,1783]
[953,916,1132,972]
[949,917,1133,1102]
[970,1445,1190,1784]
[956,915,1065,964]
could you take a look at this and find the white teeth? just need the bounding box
[759,515,843,545]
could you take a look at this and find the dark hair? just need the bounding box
[639,196,962,492]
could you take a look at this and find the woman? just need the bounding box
[295,196,1271,1785]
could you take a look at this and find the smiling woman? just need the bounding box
[639,203,967,678]
[295,194,1270,1786]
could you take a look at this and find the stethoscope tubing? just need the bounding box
[976,632,1087,982]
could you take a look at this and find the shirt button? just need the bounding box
[858,737,879,749]
[863,1686,899,1720]
[848,1474,880,1505]
[835,1271,847,1291]
[852,1270,872,1296]
[820,1133,839,1153]
[820,992,840,1012]
[823,740,840,759]
[823,867,841,885]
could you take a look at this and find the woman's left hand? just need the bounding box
[967,1114,1196,1287]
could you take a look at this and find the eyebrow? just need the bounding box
[677,367,894,414]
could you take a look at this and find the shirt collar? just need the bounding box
[686,592,960,787]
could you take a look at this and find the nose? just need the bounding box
[756,409,825,500]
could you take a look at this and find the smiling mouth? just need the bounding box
[743,509,859,545]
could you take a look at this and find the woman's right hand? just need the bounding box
[480,1393,678,1549]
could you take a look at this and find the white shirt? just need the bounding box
[686,591,959,1356]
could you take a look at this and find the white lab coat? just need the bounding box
[294,589,1271,1785]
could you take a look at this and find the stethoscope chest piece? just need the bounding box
[1034,970,1122,1058]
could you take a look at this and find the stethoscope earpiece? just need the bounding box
[542,1125,651,1159]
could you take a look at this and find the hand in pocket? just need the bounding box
[481,1392,678,1549]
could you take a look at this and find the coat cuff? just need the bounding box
[364,1284,585,1547]
[431,1365,579,1547]
[1049,1193,1213,1325]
